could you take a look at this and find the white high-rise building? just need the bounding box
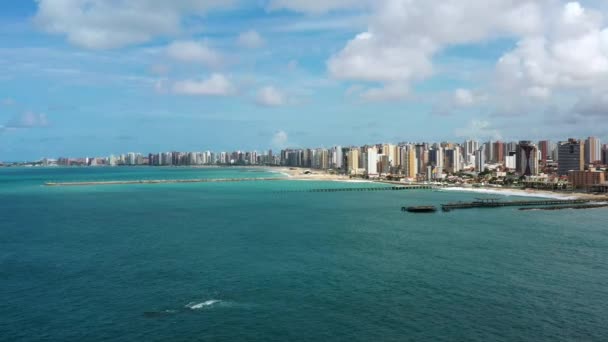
[475,146,486,173]
[367,147,378,175]
[464,140,479,164]
[585,136,601,164]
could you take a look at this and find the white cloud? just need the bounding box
[256,86,285,106]
[154,79,168,94]
[272,130,289,148]
[454,119,502,140]
[453,88,487,107]
[359,83,410,102]
[237,30,265,48]
[496,2,608,99]
[166,40,223,68]
[573,92,608,117]
[6,111,49,128]
[327,0,547,100]
[150,64,170,76]
[172,74,235,96]
[454,89,475,106]
[33,0,235,49]
[287,60,299,71]
[267,0,371,13]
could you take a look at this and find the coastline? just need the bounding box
[40,165,608,201]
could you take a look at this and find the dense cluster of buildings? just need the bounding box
[7,136,608,192]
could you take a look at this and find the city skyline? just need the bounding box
[12,136,607,182]
[2,1,608,160]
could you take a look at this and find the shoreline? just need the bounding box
[41,166,608,201]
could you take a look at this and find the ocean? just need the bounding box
[1,167,607,341]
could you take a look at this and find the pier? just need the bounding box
[441,198,591,212]
[519,203,608,211]
[44,177,285,186]
[308,185,435,193]
[276,185,437,193]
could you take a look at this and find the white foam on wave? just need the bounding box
[266,170,292,178]
[185,300,222,310]
[331,179,376,184]
[440,187,577,200]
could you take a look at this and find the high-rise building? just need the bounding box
[538,140,550,164]
[585,136,601,164]
[558,139,585,176]
[464,140,479,164]
[400,146,417,178]
[475,146,486,173]
[493,141,504,164]
[428,147,444,173]
[444,148,461,173]
[484,140,494,163]
[603,144,608,165]
[367,147,378,175]
[347,148,360,175]
[516,141,539,176]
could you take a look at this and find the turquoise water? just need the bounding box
[1,167,607,341]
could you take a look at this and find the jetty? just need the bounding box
[441,198,590,212]
[519,203,608,211]
[276,184,436,193]
[44,177,285,186]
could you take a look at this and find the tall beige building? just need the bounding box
[348,148,360,175]
[400,146,417,178]
[585,136,601,164]
[382,144,399,169]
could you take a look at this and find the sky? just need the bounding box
[1,0,608,161]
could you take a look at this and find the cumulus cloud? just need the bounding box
[496,2,608,99]
[166,40,224,68]
[33,0,235,49]
[272,130,289,148]
[267,0,371,13]
[5,111,49,129]
[149,64,170,76]
[572,92,608,117]
[453,88,486,107]
[325,0,547,100]
[172,74,235,96]
[359,83,410,102]
[454,120,502,140]
[255,86,285,106]
[237,30,265,48]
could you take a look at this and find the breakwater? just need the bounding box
[44,177,285,186]
[277,185,436,193]
[441,199,590,212]
[519,203,608,211]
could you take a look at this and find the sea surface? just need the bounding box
[1,167,607,341]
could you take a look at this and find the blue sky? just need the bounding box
[1,0,607,160]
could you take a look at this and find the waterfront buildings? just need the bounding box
[493,141,504,164]
[516,141,539,176]
[367,147,378,176]
[27,135,608,188]
[569,170,606,190]
[585,137,602,164]
[475,146,486,172]
[464,140,479,164]
[557,139,585,176]
[538,140,550,164]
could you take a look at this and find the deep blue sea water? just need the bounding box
[1,167,607,341]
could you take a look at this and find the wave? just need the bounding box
[440,187,577,200]
[328,179,378,184]
[185,300,222,310]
